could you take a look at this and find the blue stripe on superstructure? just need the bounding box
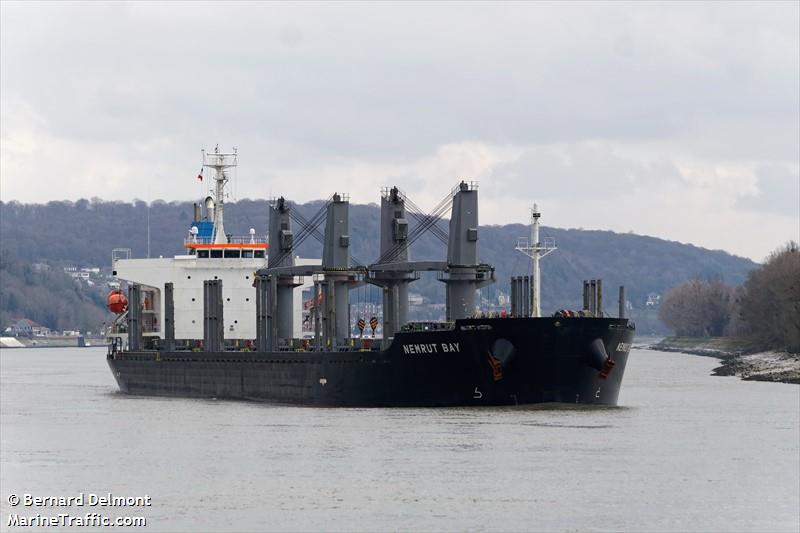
[191,221,214,238]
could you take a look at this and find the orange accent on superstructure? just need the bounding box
[184,243,269,249]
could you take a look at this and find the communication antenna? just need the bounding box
[515,204,557,317]
[202,145,238,244]
[147,202,151,258]
[146,184,151,258]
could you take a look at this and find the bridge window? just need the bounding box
[210,250,223,258]
[242,250,254,258]
[254,250,265,258]
[197,250,209,258]
[224,249,240,259]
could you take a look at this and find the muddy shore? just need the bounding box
[648,337,800,385]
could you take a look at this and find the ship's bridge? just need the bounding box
[184,236,268,259]
[184,222,268,259]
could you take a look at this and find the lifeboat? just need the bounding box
[106,290,128,314]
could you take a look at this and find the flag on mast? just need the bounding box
[197,168,203,181]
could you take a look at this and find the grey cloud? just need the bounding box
[738,164,800,216]
[1,1,798,261]
[485,144,682,202]
[2,2,798,159]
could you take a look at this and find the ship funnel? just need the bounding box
[205,196,215,221]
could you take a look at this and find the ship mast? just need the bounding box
[202,145,238,244]
[515,204,557,317]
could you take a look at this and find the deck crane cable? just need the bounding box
[375,195,451,265]
[402,194,449,244]
[375,186,455,265]
[401,180,484,255]
[268,198,331,268]
[283,202,328,261]
[287,202,328,249]
[269,196,366,269]
[375,190,449,264]
[288,204,366,267]
[398,195,455,258]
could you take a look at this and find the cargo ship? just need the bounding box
[106,147,634,406]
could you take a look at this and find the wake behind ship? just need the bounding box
[106,147,635,407]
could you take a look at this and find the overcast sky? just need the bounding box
[1,1,798,261]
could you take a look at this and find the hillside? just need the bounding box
[0,198,758,333]
[0,249,108,333]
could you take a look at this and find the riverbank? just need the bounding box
[649,336,800,384]
[0,335,104,349]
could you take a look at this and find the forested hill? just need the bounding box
[1,198,757,328]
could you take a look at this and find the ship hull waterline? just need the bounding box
[107,317,634,407]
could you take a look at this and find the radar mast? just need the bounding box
[515,204,557,317]
[202,145,237,244]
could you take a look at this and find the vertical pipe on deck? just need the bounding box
[597,279,603,318]
[127,284,141,351]
[270,275,278,349]
[203,280,213,351]
[523,276,531,317]
[583,280,589,311]
[255,276,268,352]
[382,286,391,349]
[392,284,400,339]
[327,279,336,348]
[513,276,519,316]
[203,279,224,352]
[313,280,321,350]
[163,282,175,352]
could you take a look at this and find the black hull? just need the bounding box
[107,317,634,407]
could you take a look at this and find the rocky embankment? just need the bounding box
[650,337,800,385]
[0,335,104,349]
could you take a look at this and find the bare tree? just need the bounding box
[659,279,736,336]
[739,242,800,353]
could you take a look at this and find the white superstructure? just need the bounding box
[113,255,317,340]
[110,147,318,342]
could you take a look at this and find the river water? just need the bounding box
[1,347,798,532]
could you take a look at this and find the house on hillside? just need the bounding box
[408,293,424,306]
[64,266,105,285]
[646,293,661,308]
[3,318,51,337]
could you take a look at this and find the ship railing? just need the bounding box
[111,247,131,266]
[515,237,557,250]
[401,321,455,332]
[451,181,479,195]
[184,235,268,246]
[107,336,125,358]
[435,266,493,282]
[380,186,407,201]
